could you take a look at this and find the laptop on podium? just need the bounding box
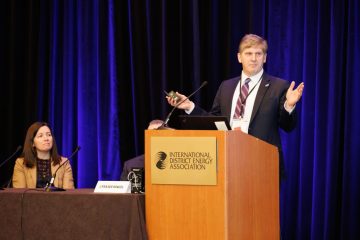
[178,115,231,130]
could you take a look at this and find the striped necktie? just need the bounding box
[233,78,251,119]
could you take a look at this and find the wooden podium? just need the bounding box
[145,130,279,240]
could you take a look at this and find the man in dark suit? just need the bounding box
[120,154,145,181]
[166,34,304,178]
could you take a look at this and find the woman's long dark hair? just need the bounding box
[22,122,61,168]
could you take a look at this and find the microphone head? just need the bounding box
[16,145,22,151]
[201,81,208,87]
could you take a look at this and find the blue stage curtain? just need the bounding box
[1,0,359,238]
[247,0,360,238]
[38,0,121,187]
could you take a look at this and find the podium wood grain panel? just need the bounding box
[145,130,279,240]
[226,131,279,239]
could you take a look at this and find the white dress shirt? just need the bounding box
[230,70,263,133]
[186,68,294,132]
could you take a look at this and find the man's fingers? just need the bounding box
[288,81,295,91]
[296,82,304,93]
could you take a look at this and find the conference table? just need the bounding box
[0,188,147,240]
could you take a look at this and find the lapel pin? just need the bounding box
[265,83,270,87]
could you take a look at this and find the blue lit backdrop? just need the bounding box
[0,0,359,238]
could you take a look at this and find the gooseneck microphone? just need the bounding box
[45,146,81,192]
[0,145,22,168]
[0,146,22,190]
[161,81,208,128]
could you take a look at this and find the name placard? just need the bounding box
[94,181,131,193]
[150,136,217,185]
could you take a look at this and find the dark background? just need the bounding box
[0,0,359,238]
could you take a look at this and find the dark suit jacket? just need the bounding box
[120,154,144,181]
[191,73,297,178]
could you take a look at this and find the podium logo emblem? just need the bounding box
[155,151,167,170]
[150,136,217,185]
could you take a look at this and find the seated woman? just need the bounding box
[12,122,74,189]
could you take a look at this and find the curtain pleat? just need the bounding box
[0,0,359,238]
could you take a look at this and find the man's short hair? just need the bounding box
[238,34,268,54]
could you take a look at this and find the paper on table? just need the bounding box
[214,121,229,130]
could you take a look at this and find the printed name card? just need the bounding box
[94,181,131,193]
